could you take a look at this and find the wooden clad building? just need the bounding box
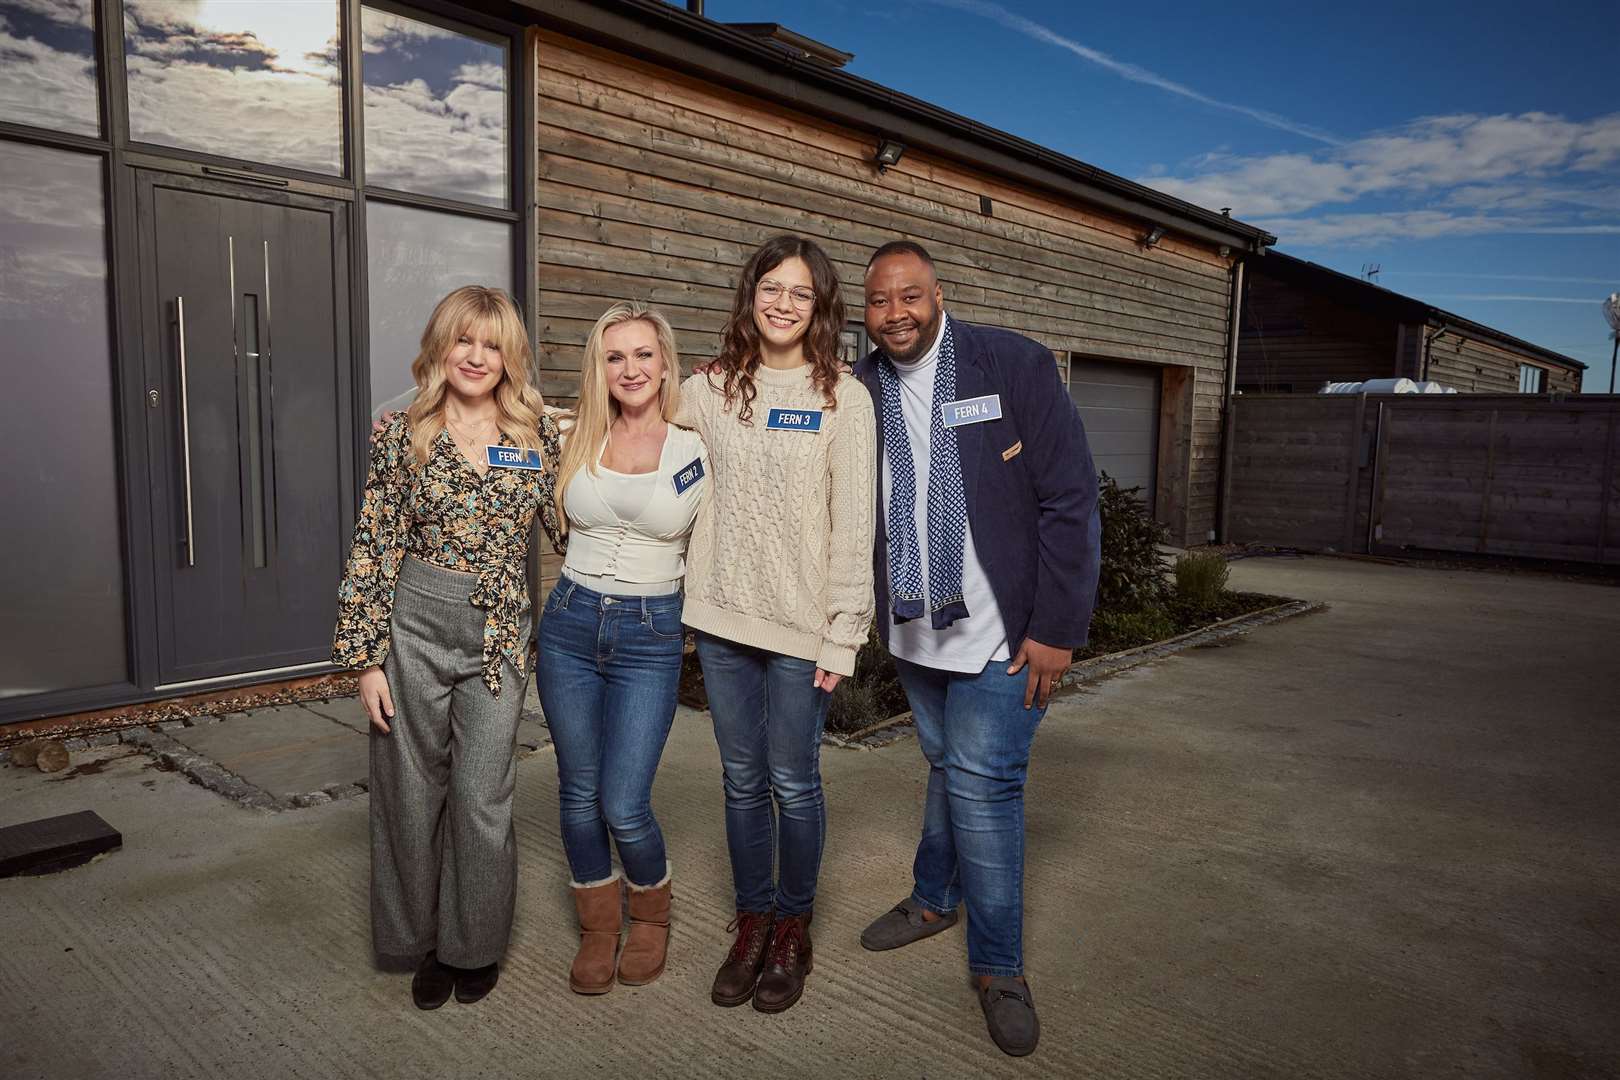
[521,1,1274,547]
[0,0,1270,723]
[1238,252,1585,395]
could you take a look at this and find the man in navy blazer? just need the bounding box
[853,241,1100,1058]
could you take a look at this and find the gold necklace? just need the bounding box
[447,413,498,444]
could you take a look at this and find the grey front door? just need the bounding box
[137,172,356,685]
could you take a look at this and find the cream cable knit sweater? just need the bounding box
[677,364,877,676]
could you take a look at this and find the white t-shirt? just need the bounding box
[880,315,1011,673]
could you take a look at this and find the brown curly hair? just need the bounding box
[708,234,846,424]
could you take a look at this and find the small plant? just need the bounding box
[1174,549,1231,606]
[1096,471,1170,614]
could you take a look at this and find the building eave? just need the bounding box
[490,0,1276,254]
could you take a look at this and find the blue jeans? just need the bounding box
[894,655,1046,977]
[537,577,684,887]
[695,632,830,917]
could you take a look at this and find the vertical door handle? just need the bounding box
[262,239,272,360]
[174,296,196,567]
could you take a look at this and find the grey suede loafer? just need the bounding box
[858,898,959,951]
[979,977,1040,1057]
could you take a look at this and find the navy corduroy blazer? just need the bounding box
[854,316,1102,654]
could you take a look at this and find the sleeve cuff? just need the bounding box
[815,642,858,678]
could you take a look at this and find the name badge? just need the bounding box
[485,445,544,470]
[766,408,823,432]
[673,456,705,496]
[941,394,1002,428]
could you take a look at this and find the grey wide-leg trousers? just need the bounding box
[370,557,530,968]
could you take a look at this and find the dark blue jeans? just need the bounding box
[537,578,684,887]
[695,632,830,917]
[894,655,1046,977]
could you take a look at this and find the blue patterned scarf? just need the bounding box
[876,318,970,630]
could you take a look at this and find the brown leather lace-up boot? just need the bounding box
[710,910,774,1007]
[752,911,812,1014]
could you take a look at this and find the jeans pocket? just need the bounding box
[644,604,685,640]
[542,582,568,615]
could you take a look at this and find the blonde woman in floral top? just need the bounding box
[333,285,564,1011]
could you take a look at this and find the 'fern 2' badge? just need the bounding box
[673,457,705,496]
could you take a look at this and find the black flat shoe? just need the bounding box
[411,952,455,1011]
[454,962,499,1004]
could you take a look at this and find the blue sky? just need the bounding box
[703,0,1620,390]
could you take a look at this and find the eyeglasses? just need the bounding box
[757,279,816,309]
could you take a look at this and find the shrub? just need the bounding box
[1086,607,1177,655]
[1174,549,1231,607]
[827,628,911,734]
[1096,471,1170,614]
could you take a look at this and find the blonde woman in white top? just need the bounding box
[538,302,708,995]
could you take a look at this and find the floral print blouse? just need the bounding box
[332,413,566,695]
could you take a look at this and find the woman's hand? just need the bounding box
[813,668,842,694]
[358,666,395,733]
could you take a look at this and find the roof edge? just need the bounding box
[511,0,1276,253]
[1261,252,1588,372]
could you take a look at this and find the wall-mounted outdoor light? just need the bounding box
[1142,225,1166,249]
[874,138,906,173]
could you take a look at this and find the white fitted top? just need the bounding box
[561,425,708,587]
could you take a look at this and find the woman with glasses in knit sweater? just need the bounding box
[678,234,877,1014]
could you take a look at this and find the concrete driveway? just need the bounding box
[2,557,1616,1079]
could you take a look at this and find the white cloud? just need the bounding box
[1145,112,1620,245]
[1425,294,1601,304]
[1380,272,1618,285]
[5,0,93,26]
[928,0,1342,145]
[0,19,99,135]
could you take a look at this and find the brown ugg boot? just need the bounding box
[618,865,672,986]
[569,875,623,995]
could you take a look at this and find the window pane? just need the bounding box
[0,142,126,697]
[123,0,342,174]
[366,201,512,414]
[0,0,100,135]
[362,6,508,208]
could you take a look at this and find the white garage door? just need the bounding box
[1067,357,1160,496]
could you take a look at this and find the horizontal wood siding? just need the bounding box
[1427,333,1582,394]
[1237,271,1395,391]
[1227,395,1620,563]
[535,33,1234,544]
[1227,397,1363,550]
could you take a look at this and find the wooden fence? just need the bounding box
[1222,394,1620,564]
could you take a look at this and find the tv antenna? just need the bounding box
[1361,263,1381,284]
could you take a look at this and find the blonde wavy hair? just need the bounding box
[405,286,545,467]
[554,302,682,529]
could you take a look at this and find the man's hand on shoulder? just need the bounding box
[1007,638,1072,710]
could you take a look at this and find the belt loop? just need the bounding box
[639,594,652,625]
[560,578,576,610]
